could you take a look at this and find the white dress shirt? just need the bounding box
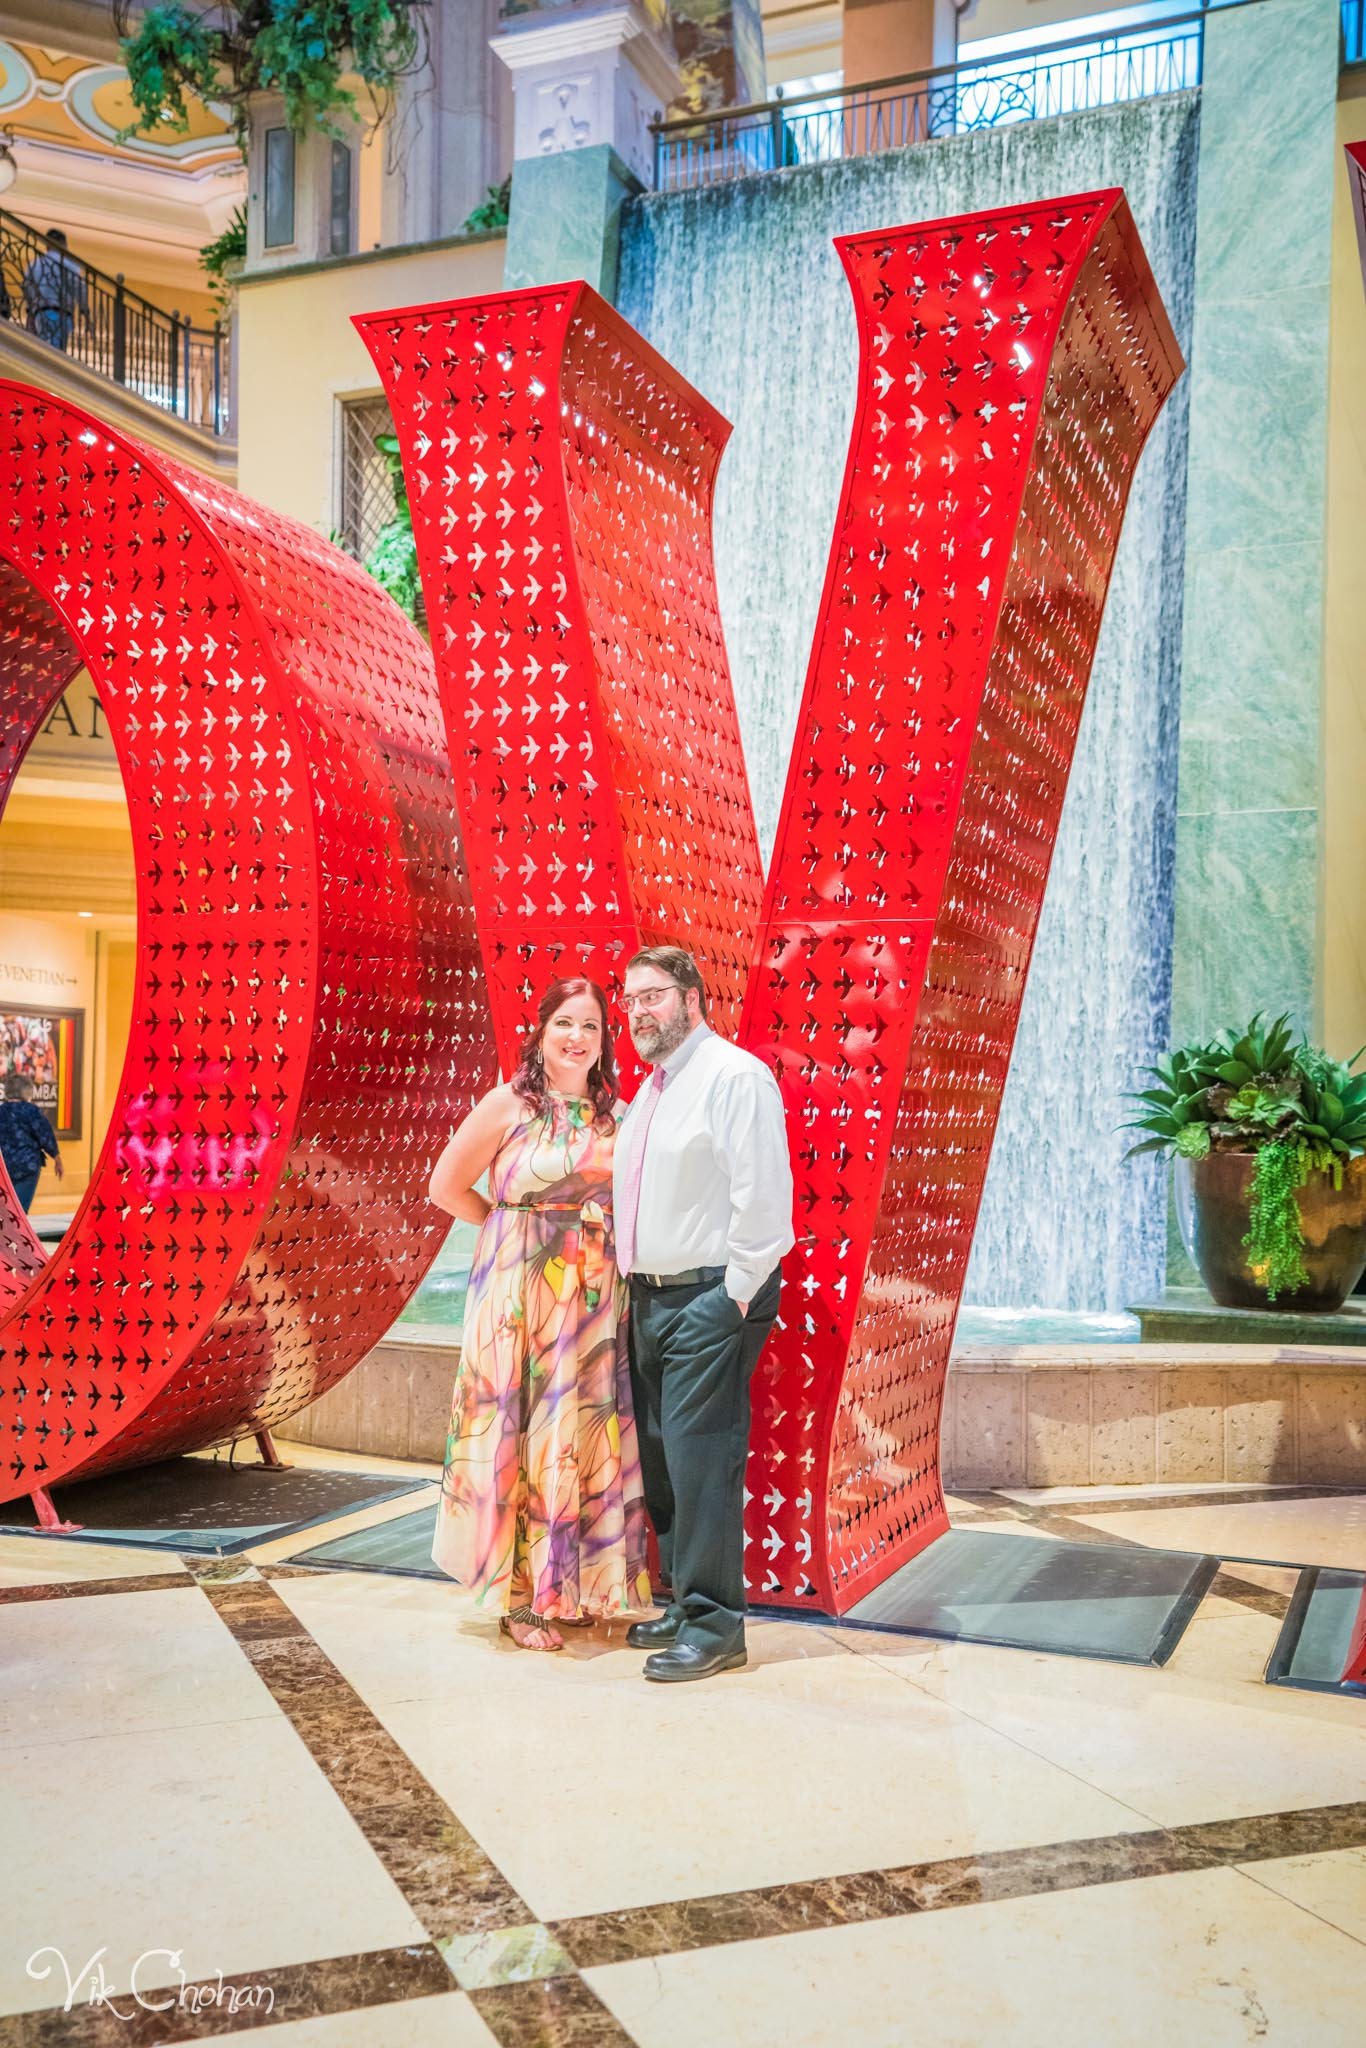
[613,1023,795,1304]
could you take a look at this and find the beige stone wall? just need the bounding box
[279,1330,459,1466]
[1322,82,1366,1054]
[234,235,506,534]
[281,1336,1366,1490]
[947,1349,1366,1489]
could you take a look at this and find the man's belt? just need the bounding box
[631,1265,725,1289]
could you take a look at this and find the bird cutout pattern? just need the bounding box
[742,197,1183,1605]
[0,384,493,1502]
[363,192,1183,1615]
[355,284,765,1094]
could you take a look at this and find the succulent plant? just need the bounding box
[1121,1014,1313,1163]
[1120,1017,1366,1304]
[1297,1061,1366,1180]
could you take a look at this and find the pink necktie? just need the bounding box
[616,1066,665,1276]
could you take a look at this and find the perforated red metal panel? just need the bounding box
[1346,140,1366,286]
[355,285,764,1081]
[0,384,491,1503]
[367,193,1181,1616]
[743,196,1184,1608]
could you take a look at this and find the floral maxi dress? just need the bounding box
[432,1095,651,1619]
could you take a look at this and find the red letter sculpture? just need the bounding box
[357,287,766,1066]
[0,386,491,1511]
[362,188,1183,1616]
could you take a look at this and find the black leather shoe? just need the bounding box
[627,1609,683,1649]
[643,1639,747,1683]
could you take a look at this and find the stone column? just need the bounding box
[1166,0,1339,1284]
[1172,0,1340,1048]
[380,0,512,248]
[491,2,680,294]
[842,0,958,84]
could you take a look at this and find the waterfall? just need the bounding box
[617,92,1200,1312]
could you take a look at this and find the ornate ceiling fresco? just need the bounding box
[0,40,238,173]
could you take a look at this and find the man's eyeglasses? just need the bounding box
[621,984,680,1014]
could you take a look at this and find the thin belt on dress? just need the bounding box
[490,1198,611,1307]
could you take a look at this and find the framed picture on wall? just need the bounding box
[0,1005,84,1140]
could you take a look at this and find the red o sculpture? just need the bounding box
[364,190,1183,1615]
[0,383,492,1508]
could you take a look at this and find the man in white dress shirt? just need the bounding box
[613,945,794,1682]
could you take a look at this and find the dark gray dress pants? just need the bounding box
[628,1266,781,1653]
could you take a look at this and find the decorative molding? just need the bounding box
[535,72,597,151]
[491,0,680,184]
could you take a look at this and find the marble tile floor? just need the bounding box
[2,1462,1364,2047]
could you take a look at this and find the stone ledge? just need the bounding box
[952,1344,1366,1372]
[279,1325,461,1465]
[277,1331,1366,1493]
[946,1346,1365,1490]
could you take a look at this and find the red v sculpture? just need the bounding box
[358,189,1183,1615]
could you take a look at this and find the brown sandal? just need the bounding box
[499,1605,563,1650]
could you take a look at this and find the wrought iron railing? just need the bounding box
[0,210,231,438]
[653,13,1205,192]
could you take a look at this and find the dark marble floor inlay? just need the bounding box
[202,1577,533,1939]
[1015,1485,1359,1516]
[0,1571,191,1606]
[470,1975,639,2047]
[1206,1567,1293,1618]
[549,1801,1366,1969]
[7,1488,1362,2047]
[0,1944,452,2047]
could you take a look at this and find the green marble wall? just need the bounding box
[1173,0,1340,1049]
[503,144,639,295]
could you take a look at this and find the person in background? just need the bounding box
[0,1073,62,1212]
[614,944,794,1684]
[22,228,87,352]
[427,977,650,1650]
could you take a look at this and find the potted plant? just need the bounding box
[1123,1014,1366,1311]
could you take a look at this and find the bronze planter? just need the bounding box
[1175,1151,1366,1312]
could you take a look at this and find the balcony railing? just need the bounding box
[0,210,231,438]
[1345,0,1366,62]
[653,12,1206,193]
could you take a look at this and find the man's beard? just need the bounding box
[631,1005,693,1063]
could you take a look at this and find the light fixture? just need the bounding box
[0,128,17,197]
[77,910,93,919]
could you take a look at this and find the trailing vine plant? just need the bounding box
[111,1,425,145]
[1243,1138,1310,1301]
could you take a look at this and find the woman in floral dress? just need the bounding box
[428,978,651,1650]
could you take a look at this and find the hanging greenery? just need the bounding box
[363,430,420,621]
[200,204,248,310]
[111,1,425,145]
[1243,1138,1311,1302]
